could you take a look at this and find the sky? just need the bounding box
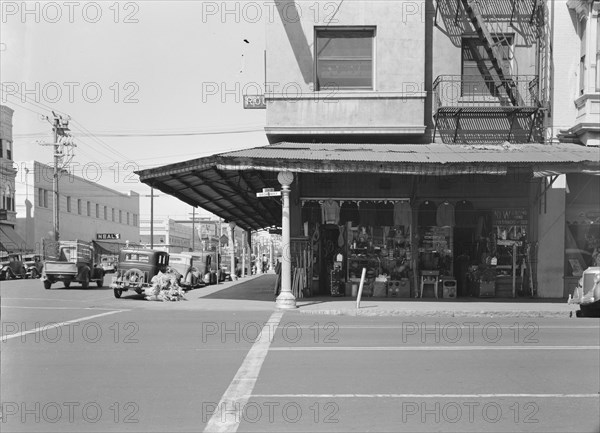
[1,0,270,221]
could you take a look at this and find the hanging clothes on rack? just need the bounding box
[393,200,412,227]
[455,200,475,227]
[321,199,340,224]
[339,201,360,225]
[376,201,394,227]
[436,201,455,227]
[418,200,437,227]
[302,200,322,224]
[359,201,378,227]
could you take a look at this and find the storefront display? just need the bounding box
[301,195,534,299]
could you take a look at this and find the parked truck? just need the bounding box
[41,240,105,289]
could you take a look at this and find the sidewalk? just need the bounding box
[188,274,581,318]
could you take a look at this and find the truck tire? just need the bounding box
[81,272,90,289]
[96,279,103,288]
[63,281,71,288]
[114,288,122,298]
[43,280,52,290]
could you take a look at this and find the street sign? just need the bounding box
[243,94,266,109]
[96,233,121,240]
[256,190,281,197]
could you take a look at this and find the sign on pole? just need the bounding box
[243,95,266,109]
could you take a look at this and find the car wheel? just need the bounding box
[6,270,13,280]
[64,281,71,288]
[30,269,39,279]
[114,288,122,298]
[43,280,52,290]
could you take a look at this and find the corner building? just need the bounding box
[137,1,600,300]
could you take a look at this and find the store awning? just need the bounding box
[136,142,600,231]
[92,240,142,255]
[0,225,30,253]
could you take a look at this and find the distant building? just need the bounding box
[15,161,140,252]
[0,105,27,253]
[139,218,200,253]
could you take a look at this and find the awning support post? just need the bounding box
[276,171,297,309]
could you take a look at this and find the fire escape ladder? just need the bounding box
[460,0,524,107]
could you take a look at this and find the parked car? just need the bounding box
[110,249,169,298]
[0,253,27,280]
[23,254,43,279]
[168,252,205,290]
[99,254,118,273]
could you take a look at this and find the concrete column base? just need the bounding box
[275,292,297,309]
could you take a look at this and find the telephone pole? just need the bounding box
[40,112,74,242]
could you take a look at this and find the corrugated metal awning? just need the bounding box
[0,225,30,253]
[136,142,600,231]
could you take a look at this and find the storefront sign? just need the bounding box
[492,208,528,240]
[96,233,121,240]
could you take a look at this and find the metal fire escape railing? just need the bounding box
[459,0,524,106]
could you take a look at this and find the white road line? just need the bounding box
[1,306,127,311]
[1,310,127,341]
[312,325,600,329]
[1,297,100,302]
[269,345,600,351]
[250,393,600,399]
[204,311,284,433]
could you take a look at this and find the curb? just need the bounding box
[297,309,575,318]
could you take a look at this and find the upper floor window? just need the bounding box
[104,206,107,220]
[95,203,99,218]
[77,199,82,215]
[86,201,91,216]
[112,208,115,221]
[1,140,13,160]
[461,34,514,96]
[119,210,122,224]
[66,196,71,213]
[580,18,587,95]
[315,27,375,91]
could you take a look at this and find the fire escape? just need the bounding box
[433,0,547,144]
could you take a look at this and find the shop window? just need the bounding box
[461,35,513,96]
[315,27,375,91]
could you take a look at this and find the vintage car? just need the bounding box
[99,254,118,273]
[168,252,205,290]
[23,254,43,279]
[110,249,169,298]
[0,253,27,280]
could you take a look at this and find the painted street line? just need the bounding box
[203,311,284,433]
[250,393,600,398]
[269,345,600,351]
[1,309,128,341]
[1,306,129,311]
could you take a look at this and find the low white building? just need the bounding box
[15,161,140,253]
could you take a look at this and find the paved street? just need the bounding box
[1,275,599,432]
